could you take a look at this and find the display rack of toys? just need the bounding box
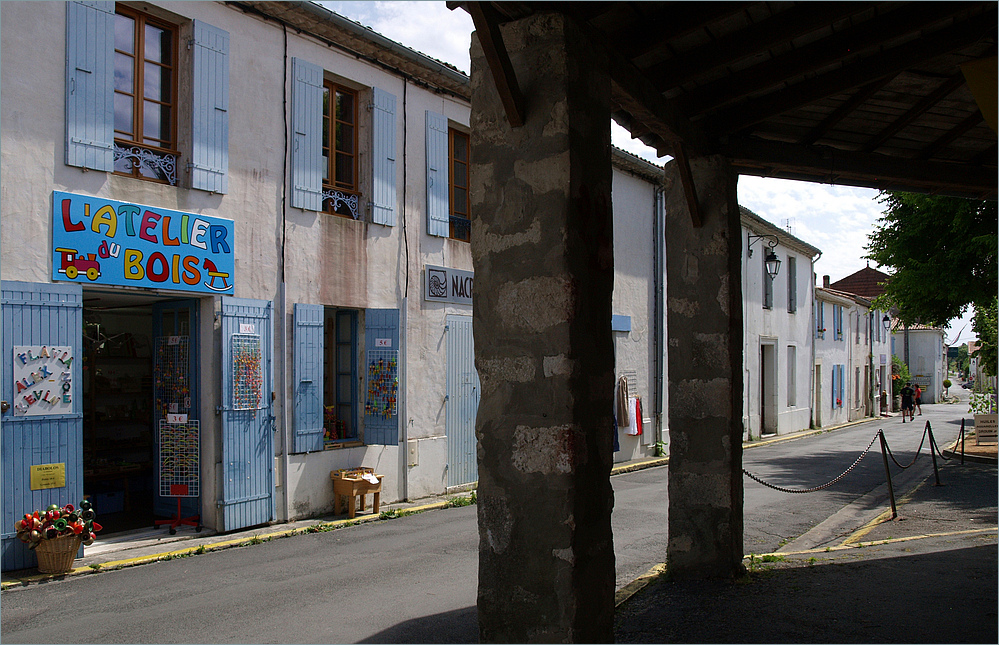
[15,500,102,573]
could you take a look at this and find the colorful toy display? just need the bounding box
[15,500,102,549]
[365,352,398,418]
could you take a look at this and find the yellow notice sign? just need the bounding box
[30,463,66,490]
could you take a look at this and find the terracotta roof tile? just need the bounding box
[828,266,891,299]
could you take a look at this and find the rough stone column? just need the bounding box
[470,13,615,643]
[664,156,746,578]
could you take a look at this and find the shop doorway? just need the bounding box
[81,292,199,535]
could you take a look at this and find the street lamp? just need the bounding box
[747,233,781,278]
[882,314,891,334]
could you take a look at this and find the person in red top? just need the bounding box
[914,384,923,415]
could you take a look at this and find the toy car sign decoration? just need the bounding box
[51,191,235,295]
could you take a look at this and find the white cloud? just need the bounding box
[317,1,473,73]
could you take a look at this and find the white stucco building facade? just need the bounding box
[1,1,667,570]
[741,209,820,439]
[892,325,947,403]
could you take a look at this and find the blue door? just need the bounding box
[445,315,479,487]
[218,297,274,531]
[152,300,200,521]
[1,281,83,571]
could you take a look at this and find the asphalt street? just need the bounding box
[1,393,993,643]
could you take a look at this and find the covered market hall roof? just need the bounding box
[451,1,997,200]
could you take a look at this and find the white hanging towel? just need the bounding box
[625,397,643,435]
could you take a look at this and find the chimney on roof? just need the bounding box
[823,275,830,288]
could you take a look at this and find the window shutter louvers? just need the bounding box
[191,20,230,193]
[426,111,450,237]
[65,1,115,171]
[293,304,325,453]
[371,88,397,226]
[290,57,324,211]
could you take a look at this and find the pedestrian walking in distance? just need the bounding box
[900,382,915,423]
[914,384,923,415]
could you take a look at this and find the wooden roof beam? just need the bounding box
[574,16,711,156]
[916,111,986,160]
[799,77,894,146]
[708,7,998,135]
[972,143,998,165]
[682,2,977,118]
[721,136,997,198]
[467,1,526,128]
[646,2,874,91]
[610,2,751,61]
[861,74,967,153]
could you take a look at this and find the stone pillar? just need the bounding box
[664,156,746,578]
[470,13,615,643]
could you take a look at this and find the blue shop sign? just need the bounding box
[51,191,234,295]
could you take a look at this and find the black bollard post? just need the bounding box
[960,418,966,465]
[878,430,898,519]
[926,421,941,486]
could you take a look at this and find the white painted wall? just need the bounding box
[813,292,854,427]
[1,1,670,531]
[894,328,946,404]
[741,221,816,439]
[611,165,662,462]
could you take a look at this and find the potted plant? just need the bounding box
[15,500,102,573]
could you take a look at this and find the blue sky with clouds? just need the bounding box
[318,1,977,344]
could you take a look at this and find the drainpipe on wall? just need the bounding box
[653,185,665,454]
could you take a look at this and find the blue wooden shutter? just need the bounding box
[219,297,274,531]
[787,256,797,313]
[831,365,838,408]
[191,20,230,193]
[65,1,114,171]
[2,281,83,572]
[364,309,400,445]
[371,88,397,226]
[291,57,324,211]
[426,111,450,237]
[839,365,845,407]
[293,304,324,453]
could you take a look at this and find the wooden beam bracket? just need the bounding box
[467,2,526,128]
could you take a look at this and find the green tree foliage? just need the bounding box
[865,193,997,326]
[972,297,997,377]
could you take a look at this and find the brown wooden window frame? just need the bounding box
[322,80,360,219]
[113,6,179,184]
[448,128,471,242]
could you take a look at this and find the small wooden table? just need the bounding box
[331,468,383,519]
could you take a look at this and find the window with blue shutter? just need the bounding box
[191,20,230,194]
[832,365,839,408]
[371,88,397,226]
[838,365,845,407]
[65,1,115,171]
[294,304,325,453]
[787,256,797,313]
[291,57,324,211]
[426,111,450,237]
[363,309,400,445]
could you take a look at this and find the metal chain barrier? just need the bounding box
[743,431,881,494]
[884,422,929,469]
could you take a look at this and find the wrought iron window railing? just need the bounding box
[322,188,360,220]
[113,142,178,185]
